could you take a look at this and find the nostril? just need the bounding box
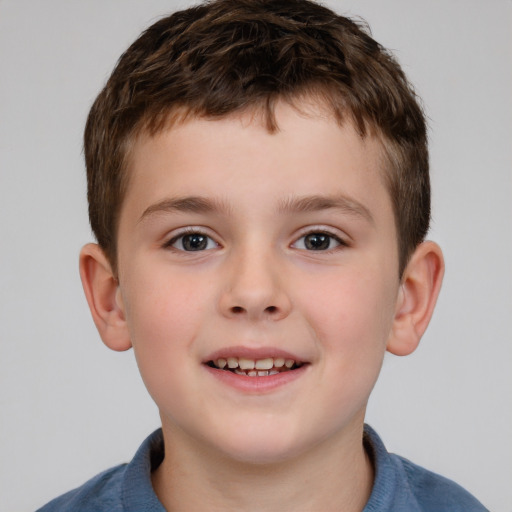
[231,306,244,314]
[265,306,277,314]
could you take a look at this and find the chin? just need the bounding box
[207,420,313,466]
[221,439,301,466]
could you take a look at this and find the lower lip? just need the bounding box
[203,364,309,393]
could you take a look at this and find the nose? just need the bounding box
[219,246,292,322]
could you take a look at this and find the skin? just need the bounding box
[80,100,444,511]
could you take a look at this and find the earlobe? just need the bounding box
[79,243,132,352]
[387,241,445,356]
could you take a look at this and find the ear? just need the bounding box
[387,241,444,356]
[79,243,132,352]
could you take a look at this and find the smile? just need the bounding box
[207,357,304,377]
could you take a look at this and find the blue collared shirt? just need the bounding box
[37,425,488,511]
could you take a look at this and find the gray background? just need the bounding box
[1,1,510,510]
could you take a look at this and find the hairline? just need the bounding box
[109,92,404,278]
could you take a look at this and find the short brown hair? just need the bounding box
[84,0,429,276]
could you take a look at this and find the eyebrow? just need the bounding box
[277,194,374,224]
[138,196,231,223]
[138,193,373,224]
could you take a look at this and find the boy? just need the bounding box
[38,0,487,510]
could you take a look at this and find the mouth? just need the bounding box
[206,356,305,377]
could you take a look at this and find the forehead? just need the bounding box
[121,101,391,224]
[127,94,389,175]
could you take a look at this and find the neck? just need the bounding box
[152,420,374,512]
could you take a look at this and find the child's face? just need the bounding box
[115,101,402,463]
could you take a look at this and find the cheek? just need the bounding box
[123,265,211,340]
[120,272,211,400]
[300,271,395,416]
[297,264,398,403]
[302,268,395,349]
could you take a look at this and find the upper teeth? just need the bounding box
[214,357,296,370]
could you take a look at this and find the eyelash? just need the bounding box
[163,228,219,252]
[163,228,348,253]
[292,229,347,252]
